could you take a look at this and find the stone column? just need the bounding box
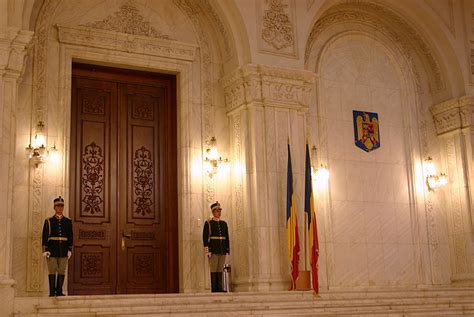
[222,64,315,291]
[0,27,33,315]
[431,96,474,284]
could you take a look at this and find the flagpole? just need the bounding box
[304,214,307,271]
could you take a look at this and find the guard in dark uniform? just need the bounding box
[202,201,230,292]
[42,196,73,296]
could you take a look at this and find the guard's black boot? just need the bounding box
[211,272,218,292]
[216,272,225,292]
[48,274,56,297]
[56,274,65,296]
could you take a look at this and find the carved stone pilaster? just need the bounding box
[223,64,315,291]
[431,96,474,284]
[0,26,33,317]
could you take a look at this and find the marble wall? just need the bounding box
[1,0,472,302]
[318,34,419,288]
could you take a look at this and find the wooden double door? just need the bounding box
[68,63,178,294]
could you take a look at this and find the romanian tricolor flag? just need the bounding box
[286,143,300,290]
[304,144,319,293]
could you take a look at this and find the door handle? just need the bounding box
[121,232,131,251]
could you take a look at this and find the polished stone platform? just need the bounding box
[13,287,474,316]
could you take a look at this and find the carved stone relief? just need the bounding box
[57,25,197,61]
[27,0,62,292]
[81,1,172,40]
[221,64,315,113]
[231,114,249,279]
[430,97,474,135]
[257,0,298,58]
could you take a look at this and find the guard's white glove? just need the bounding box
[204,247,211,258]
[42,251,51,258]
[67,250,72,259]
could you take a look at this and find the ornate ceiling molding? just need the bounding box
[305,1,445,92]
[80,1,172,40]
[57,25,198,61]
[221,64,315,113]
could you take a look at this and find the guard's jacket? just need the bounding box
[202,219,230,255]
[42,216,73,258]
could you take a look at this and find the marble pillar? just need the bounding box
[0,26,33,316]
[431,96,474,284]
[222,64,315,291]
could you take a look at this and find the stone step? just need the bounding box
[14,288,474,316]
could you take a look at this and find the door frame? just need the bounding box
[56,33,201,292]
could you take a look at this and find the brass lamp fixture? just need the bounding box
[204,137,229,178]
[311,145,330,183]
[425,157,448,191]
[25,121,59,167]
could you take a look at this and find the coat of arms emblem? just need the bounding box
[353,110,380,152]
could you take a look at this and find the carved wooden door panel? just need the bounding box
[117,83,164,294]
[69,64,178,295]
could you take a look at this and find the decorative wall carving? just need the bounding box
[258,0,297,57]
[27,166,44,292]
[133,146,154,217]
[262,0,293,50]
[27,0,62,292]
[57,25,197,61]
[81,142,105,217]
[430,97,474,135]
[221,64,315,113]
[305,2,445,92]
[81,2,172,40]
[231,114,249,278]
[174,0,215,204]
[198,0,232,56]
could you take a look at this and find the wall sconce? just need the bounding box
[425,157,448,191]
[204,137,229,178]
[25,121,59,167]
[315,164,330,183]
[311,146,330,185]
